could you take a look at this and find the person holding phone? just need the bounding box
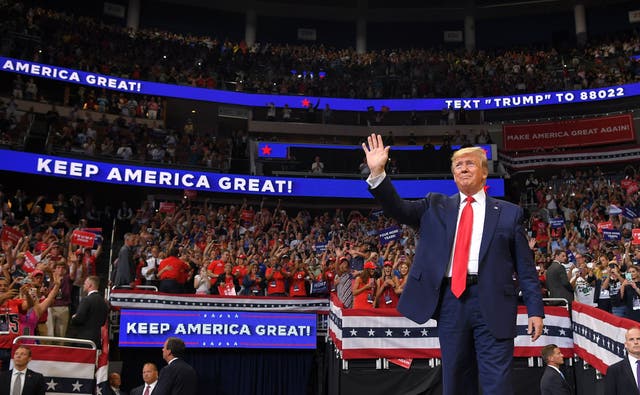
[620,265,640,322]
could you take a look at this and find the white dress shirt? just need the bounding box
[11,368,27,395]
[142,381,158,395]
[142,257,159,281]
[548,365,565,380]
[447,189,486,277]
[367,171,486,276]
[629,354,640,385]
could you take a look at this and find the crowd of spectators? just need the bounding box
[524,165,640,320]
[1,1,639,101]
[45,109,239,171]
[0,161,638,330]
[0,94,244,171]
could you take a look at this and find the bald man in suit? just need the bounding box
[605,327,640,394]
[130,363,158,395]
[0,346,45,395]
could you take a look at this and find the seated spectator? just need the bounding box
[116,140,133,160]
[310,156,324,174]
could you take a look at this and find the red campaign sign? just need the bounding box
[388,358,413,369]
[597,221,613,233]
[23,251,38,272]
[1,226,23,246]
[158,202,176,214]
[71,230,96,247]
[502,114,635,151]
[218,284,237,296]
[633,229,640,245]
[240,210,255,223]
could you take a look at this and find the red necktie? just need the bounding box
[144,385,151,395]
[451,196,475,298]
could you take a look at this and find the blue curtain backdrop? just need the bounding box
[118,347,315,395]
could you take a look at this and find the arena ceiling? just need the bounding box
[155,0,634,21]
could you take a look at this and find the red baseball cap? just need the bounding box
[364,261,376,269]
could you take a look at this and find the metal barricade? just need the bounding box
[542,297,570,311]
[13,335,96,349]
[11,336,99,393]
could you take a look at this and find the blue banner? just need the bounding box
[258,142,494,159]
[379,226,402,245]
[0,149,505,198]
[1,57,638,111]
[313,242,327,253]
[603,229,621,241]
[624,206,638,219]
[549,218,565,229]
[118,309,316,349]
[370,210,384,219]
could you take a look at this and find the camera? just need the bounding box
[609,263,616,269]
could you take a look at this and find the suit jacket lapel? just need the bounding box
[624,358,638,388]
[445,194,460,259]
[478,196,500,265]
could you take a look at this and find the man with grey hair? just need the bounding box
[113,233,137,287]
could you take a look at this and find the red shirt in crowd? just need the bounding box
[265,268,287,295]
[232,265,248,285]
[0,299,26,349]
[158,256,191,284]
[289,270,307,297]
[207,259,226,284]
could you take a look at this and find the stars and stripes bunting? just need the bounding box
[329,296,573,360]
[12,344,97,395]
[571,302,638,374]
[109,290,329,313]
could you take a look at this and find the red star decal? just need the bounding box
[261,144,272,156]
[301,98,310,107]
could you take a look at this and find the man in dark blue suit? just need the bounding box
[540,344,572,395]
[155,337,197,395]
[605,326,640,394]
[70,276,109,348]
[363,133,544,395]
[0,346,45,395]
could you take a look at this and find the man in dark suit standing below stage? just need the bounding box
[0,346,45,395]
[540,344,572,395]
[70,276,109,347]
[105,373,127,395]
[156,337,197,395]
[131,363,159,395]
[545,250,574,304]
[363,133,544,395]
[605,326,640,394]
